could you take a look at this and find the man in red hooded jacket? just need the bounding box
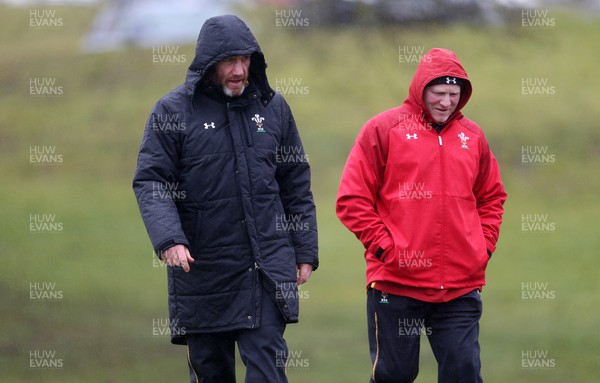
[336,48,506,383]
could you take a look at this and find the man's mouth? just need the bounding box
[228,79,245,87]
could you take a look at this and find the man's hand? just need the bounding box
[160,244,194,272]
[297,263,313,285]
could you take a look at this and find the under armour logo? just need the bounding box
[204,122,215,129]
[406,134,418,140]
[446,77,457,85]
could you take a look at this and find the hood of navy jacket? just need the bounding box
[185,15,274,104]
[404,48,473,125]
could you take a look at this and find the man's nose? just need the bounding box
[440,95,451,107]
[232,60,245,76]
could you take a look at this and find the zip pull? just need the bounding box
[438,136,443,146]
[254,262,260,270]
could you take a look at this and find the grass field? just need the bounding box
[1,4,599,382]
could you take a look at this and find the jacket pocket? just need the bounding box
[373,244,393,263]
[254,196,290,241]
[194,199,248,249]
[194,209,204,249]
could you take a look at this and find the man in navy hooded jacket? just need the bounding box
[133,15,318,382]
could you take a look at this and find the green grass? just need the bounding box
[1,5,599,382]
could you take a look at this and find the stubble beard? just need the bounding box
[223,83,245,98]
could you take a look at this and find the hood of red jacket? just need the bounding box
[404,48,472,125]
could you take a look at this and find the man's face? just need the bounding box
[213,55,251,97]
[423,84,461,124]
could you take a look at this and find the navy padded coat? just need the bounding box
[133,15,318,345]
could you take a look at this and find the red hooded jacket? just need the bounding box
[336,48,506,300]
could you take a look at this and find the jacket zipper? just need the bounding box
[226,102,259,328]
[438,133,445,290]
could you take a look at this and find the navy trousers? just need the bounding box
[367,288,483,383]
[186,287,288,383]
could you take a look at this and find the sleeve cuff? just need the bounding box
[155,238,189,257]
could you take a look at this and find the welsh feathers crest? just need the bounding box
[251,114,265,132]
[458,132,470,149]
[251,114,264,127]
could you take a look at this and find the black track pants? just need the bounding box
[367,288,483,383]
[187,288,288,383]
